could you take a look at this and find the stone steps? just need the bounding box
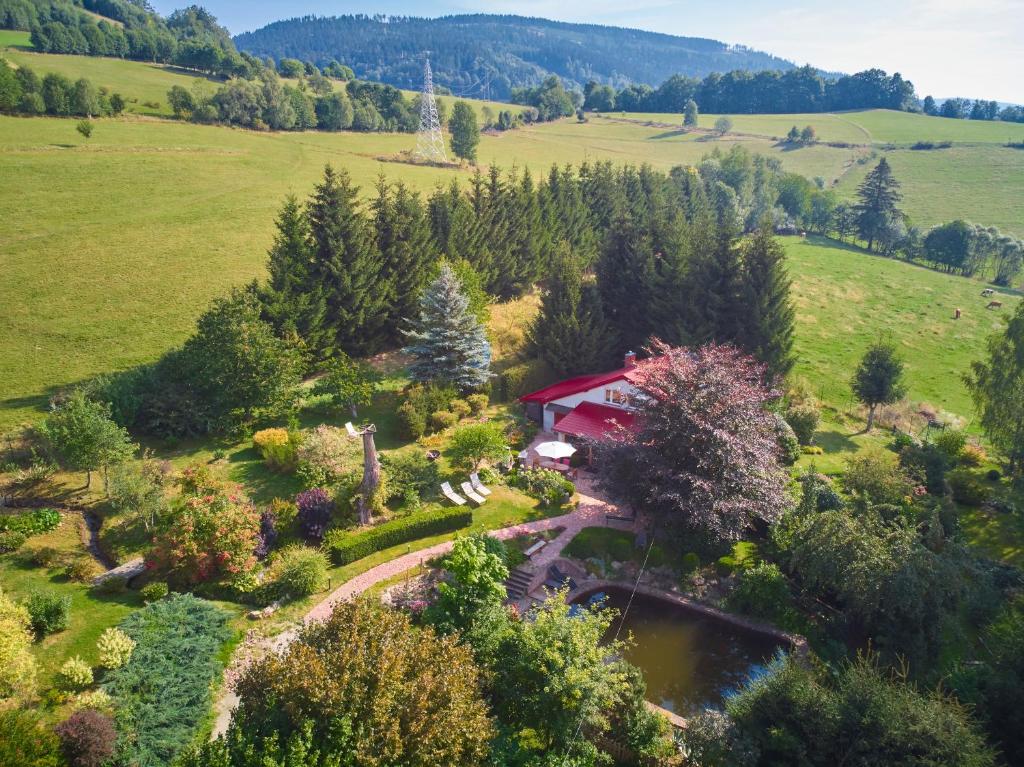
[505,566,534,599]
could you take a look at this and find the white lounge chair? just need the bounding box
[460,481,487,506]
[440,482,467,506]
[469,472,492,496]
[344,422,359,438]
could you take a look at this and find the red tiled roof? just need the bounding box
[519,366,641,404]
[553,402,637,440]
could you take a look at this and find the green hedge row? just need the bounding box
[324,507,473,565]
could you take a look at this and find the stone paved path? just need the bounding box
[211,472,632,736]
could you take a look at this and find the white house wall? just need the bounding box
[542,380,638,431]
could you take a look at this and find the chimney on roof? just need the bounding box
[624,351,637,369]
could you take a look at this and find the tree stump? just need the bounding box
[356,425,381,525]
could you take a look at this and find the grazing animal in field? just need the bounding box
[954,308,961,319]
[987,300,1003,309]
[981,288,994,297]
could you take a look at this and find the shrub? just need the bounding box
[508,468,575,506]
[55,708,117,767]
[987,468,1002,482]
[0,587,38,703]
[296,488,334,543]
[466,393,489,414]
[774,414,800,465]
[0,529,27,552]
[430,410,458,431]
[680,552,701,574]
[92,575,127,595]
[59,656,94,692]
[71,689,114,713]
[139,582,168,602]
[450,399,472,418]
[0,507,61,536]
[324,507,472,565]
[725,562,803,632]
[296,425,356,488]
[947,469,991,506]
[899,442,951,495]
[786,404,819,445]
[65,556,102,582]
[801,445,824,455]
[397,401,426,439]
[96,627,136,670]
[102,594,231,767]
[252,427,298,471]
[889,431,918,452]
[26,590,71,635]
[960,443,986,467]
[0,710,63,767]
[381,451,440,501]
[498,361,538,401]
[270,545,329,599]
[253,509,277,560]
[844,450,913,505]
[933,429,967,461]
[268,497,299,533]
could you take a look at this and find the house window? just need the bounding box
[605,388,627,406]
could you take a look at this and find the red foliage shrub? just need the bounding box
[55,708,116,767]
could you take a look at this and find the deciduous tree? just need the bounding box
[41,390,136,488]
[311,351,379,418]
[449,100,480,163]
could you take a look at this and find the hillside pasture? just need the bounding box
[610,109,1024,146]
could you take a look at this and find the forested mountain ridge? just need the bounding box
[233,14,799,100]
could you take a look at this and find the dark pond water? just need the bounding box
[575,587,783,716]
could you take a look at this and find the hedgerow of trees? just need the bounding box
[0,58,125,117]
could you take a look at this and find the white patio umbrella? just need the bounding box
[534,441,577,460]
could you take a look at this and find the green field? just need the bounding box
[611,109,1024,146]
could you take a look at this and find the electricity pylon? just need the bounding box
[414,56,447,163]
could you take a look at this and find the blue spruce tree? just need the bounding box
[404,262,491,390]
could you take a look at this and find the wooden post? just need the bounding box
[357,424,380,525]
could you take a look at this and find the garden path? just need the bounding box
[211,472,631,736]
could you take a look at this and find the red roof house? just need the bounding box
[519,352,643,440]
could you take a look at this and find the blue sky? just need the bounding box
[152,0,1024,103]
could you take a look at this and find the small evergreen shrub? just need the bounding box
[680,552,701,574]
[55,707,117,767]
[26,590,71,635]
[933,429,967,461]
[450,399,471,418]
[987,468,1002,482]
[889,431,918,452]
[296,488,334,543]
[270,545,329,599]
[430,410,458,431]
[252,427,298,472]
[59,656,94,692]
[96,627,136,669]
[139,582,168,602]
[268,498,298,537]
[774,415,800,465]
[466,393,489,414]
[72,689,114,713]
[801,445,824,455]
[254,510,277,560]
[324,507,472,565]
[960,444,986,467]
[397,401,426,439]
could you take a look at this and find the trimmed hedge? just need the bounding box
[324,507,472,565]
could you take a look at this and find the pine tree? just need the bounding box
[854,158,903,251]
[528,248,615,376]
[404,263,491,390]
[372,177,436,344]
[687,228,743,346]
[260,195,331,359]
[307,166,387,356]
[597,211,656,354]
[738,224,795,379]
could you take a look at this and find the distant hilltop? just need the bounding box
[233,13,801,100]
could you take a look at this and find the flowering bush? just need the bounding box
[96,627,136,670]
[296,425,356,488]
[147,467,259,585]
[296,488,334,543]
[252,427,299,472]
[509,468,575,507]
[59,656,94,692]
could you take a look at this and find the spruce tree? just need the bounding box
[372,178,436,344]
[260,195,331,359]
[528,248,614,377]
[597,211,656,354]
[687,229,743,346]
[307,166,387,356]
[738,224,795,379]
[854,158,903,251]
[404,263,491,391]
